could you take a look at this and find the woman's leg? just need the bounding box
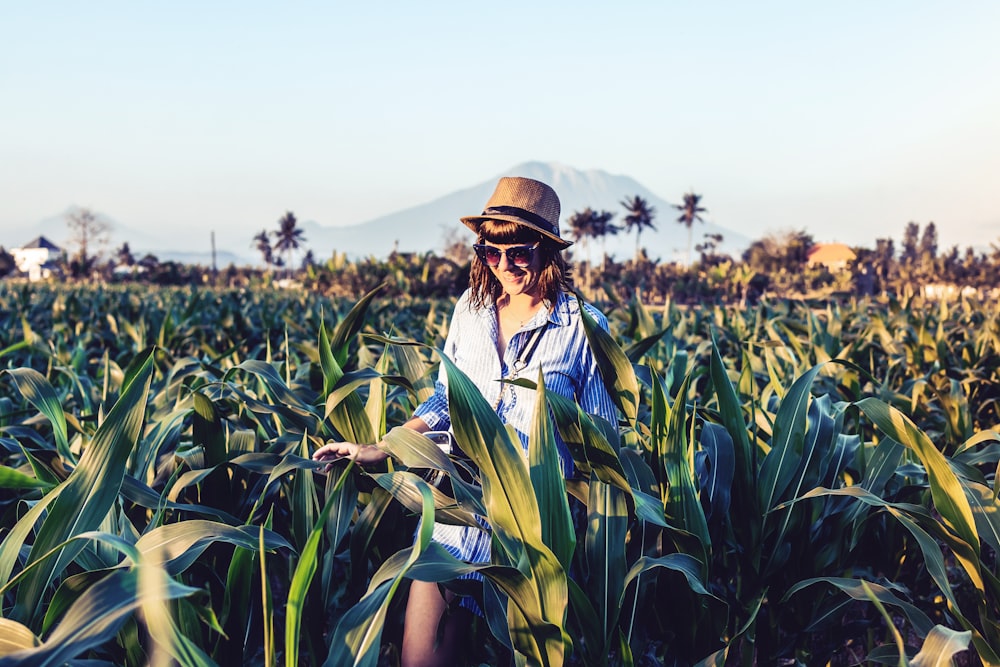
[401,580,470,667]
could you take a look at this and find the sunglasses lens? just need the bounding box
[508,247,532,267]
[474,243,537,268]
[475,245,502,266]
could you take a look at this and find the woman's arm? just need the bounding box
[314,293,468,469]
[312,416,432,468]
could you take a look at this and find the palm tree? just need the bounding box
[590,210,618,272]
[621,195,656,261]
[253,229,275,270]
[674,191,707,265]
[567,208,599,292]
[567,208,597,262]
[273,211,306,277]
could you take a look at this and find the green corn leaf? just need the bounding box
[539,385,630,494]
[375,426,486,525]
[847,436,905,546]
[911,625,972,666]
[437,354,541,564]
[566,578,603,665]
[623,327,673,364]
[1,567,199,667]
[795,486,999,663]
[767,393,847,571]
[329,283,385,369]
[325,472,435,667]
[229,360,321,432]
[221,542,257,655]
[692,592,765,667]
[136,560,217,667]
[758,363,825,515]
[577,296,640,427]
[349,486,395,580]
[325,369,413,411]
[2,368,70,461]
[964,481,1000,556]
[285,458,354,667]
[623,553,718,601]
[528,371,576,571]
[390,341,436,405]
[0,484,62,591]
[651,371,710,567]
[192,391,227,468]
[369,469,481,529]
[859,580,908,667]
[0,465,53,490]
[861,436,906,496]
[585,475,629,650]
[783,576,934,637]
[134,520,293,575]
[364,348,392,441]
[0,618,39,656]
[131,405,189,483]
[855,397,980,557]
[436,351,570,663]
[618,451,670,528]
[697,422,734,521]
[1,531,139,602]
[319,325,375,445]
[11,352,154,627]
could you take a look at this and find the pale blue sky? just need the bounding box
[2,1,998,253]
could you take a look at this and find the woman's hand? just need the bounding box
[312,441,388,470]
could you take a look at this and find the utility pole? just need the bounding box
[211,231,217,276]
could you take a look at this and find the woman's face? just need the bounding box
[476,241,543,298]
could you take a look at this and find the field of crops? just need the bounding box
[1,282,999,666]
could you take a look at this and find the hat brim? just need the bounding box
[461,214,572,249]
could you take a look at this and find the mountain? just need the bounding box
[307,161,750,263]
[14,163,749,267]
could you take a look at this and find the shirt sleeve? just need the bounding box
[412,381,451,431]
[411,296,463,431]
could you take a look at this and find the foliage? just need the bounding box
[620,196,657,263]
[1,283,999,665]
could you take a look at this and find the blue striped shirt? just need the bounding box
[412,289,618,575]
[414,288,618,476]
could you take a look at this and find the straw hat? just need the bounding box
[461,176,572,248]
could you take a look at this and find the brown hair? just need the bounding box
[467,219,574,309]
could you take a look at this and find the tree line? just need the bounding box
[2,199,998,305]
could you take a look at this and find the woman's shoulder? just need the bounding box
[452,289,491,320]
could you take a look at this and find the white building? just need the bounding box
[12,236,61,281]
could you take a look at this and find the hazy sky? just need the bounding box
[3,1,998,252]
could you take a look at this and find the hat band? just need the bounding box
[483,206,557,235]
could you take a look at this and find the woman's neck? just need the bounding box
[498,291,542,314]
[496,292,545,357]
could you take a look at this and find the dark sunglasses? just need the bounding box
[472,243,539,268]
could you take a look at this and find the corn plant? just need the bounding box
[2,282,1000,665]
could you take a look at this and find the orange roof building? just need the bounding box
[807,243,856,271]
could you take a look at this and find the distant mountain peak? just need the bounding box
[19,163,750,266]
[503,161,621,191]
[305,162,750,262]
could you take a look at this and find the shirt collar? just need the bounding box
[476,290,574,328]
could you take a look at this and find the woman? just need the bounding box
[313,176,617,667]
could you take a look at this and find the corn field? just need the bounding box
[1,282,999,666]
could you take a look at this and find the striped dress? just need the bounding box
[413,289,618,587]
